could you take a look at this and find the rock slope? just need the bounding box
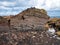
[0,16,9,32]
[11,7,49,31]
[0,7,60,45]
[0,30,60,45]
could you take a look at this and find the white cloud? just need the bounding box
[0,0,60,10]
[0,6,12,10]
[0,0,60,15]
[45,0,60,9]
[35,0,60,10]
[16,0,60,10]
[0,1,16,6]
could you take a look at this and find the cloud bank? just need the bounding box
[0,0,60,16]
[35,0,60,10]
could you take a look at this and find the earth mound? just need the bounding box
[11,7,50,31]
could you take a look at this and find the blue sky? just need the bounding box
[0,0,60,16]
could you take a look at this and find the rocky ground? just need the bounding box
[0,29,60,45]
[0,7,60,45]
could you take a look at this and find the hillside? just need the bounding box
[11,7,50,31]
[0,7,60,45]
